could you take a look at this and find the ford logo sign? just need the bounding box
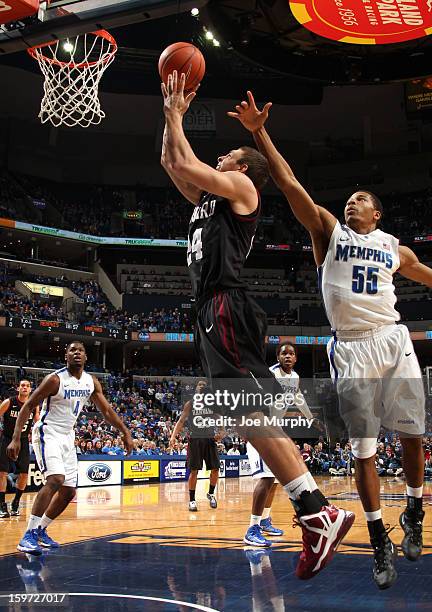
[87,463,112,482]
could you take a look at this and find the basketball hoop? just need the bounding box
[28,30,117,128]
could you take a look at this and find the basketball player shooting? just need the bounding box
[160,71,354,580]
[228,90,432,589]
[7,341,134,555]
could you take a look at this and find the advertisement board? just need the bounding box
[26,461,46,492]
[160,458,189,482]
[77,460,122,487]
[218,459,225,479]
[239,458,251,477]
[224,459,240,478]
[123,459,160,483]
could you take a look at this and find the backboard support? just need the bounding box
[0,0,208,54]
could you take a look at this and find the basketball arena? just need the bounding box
[0,1,432,610]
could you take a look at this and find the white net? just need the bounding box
[28,30,117,128]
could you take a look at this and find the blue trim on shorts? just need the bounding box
[329,334,339,382]
[39,395,52,473]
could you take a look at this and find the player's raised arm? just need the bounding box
[7,374,59,461]
[169,400,192,448]
[398,246,432,287]
[90,377,134,455]
[228,92,337,256]
[161,72,257,213]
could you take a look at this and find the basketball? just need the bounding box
[158,42,205,92]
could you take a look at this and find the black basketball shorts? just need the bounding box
[0,436,30,474]
[187,438,220,471]
[194,289,282,415]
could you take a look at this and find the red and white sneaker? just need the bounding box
[294,504,355,580]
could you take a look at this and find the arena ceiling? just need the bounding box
[0,0,431,102]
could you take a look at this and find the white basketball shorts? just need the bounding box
[327,324,425,441]
[246,442,276,479]
[33,425,78,488]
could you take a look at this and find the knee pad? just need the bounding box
[350,437,377,459]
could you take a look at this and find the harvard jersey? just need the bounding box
[319,221,400,331]
[35,367,94,434]
[187,191,259,300]
[269,364,300,394]
[2,396,33,439]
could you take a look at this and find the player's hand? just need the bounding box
[227,90,272,132]
[6,439,21,461]
[122,431,134,455]
[161,71,197,117]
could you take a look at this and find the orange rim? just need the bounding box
[27,29,117,69]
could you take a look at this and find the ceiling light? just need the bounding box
[205,30,214,40]
[191,8,199,16]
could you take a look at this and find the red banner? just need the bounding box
[0,0,39,24]
[289,0,432,44]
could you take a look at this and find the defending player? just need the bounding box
[245,343,300,546]
[161,71,354,581]
[228,91,431,588]
[0,380,38,518]
[169,380,219,511]
[7,341,134,555]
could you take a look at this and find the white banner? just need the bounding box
[77,460,122,487]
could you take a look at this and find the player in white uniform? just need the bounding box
[7,341,134,555]
[245,343,300,546]
[229,91,432,589]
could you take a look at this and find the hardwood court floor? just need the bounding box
[0,476,431,611]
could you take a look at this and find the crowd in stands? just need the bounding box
[66,377,432,479]
[3,171,432,246]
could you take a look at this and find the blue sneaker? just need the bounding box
[38,526,60,548]
[17,529,42,556]
[244,525,272,547]
[260,517,284,536]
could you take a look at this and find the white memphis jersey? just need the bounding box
[319,222,400,331]
[35,368,95,434]
[269,364,300,393]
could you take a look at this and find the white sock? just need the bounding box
[305,471,318,492]
[27,514,41,532]
[262,507,271,520]
[364,509,382,522]
[406,485,423,498]
[283,473,312,501]
[250,514,261,527]
[39,514,53,530]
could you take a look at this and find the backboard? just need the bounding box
[0,0,208,54]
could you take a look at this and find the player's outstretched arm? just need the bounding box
[0,398,11,418]
[91,377,134,455]
[161,72,257,213]
[6,374,59,460]
[399,246,432,287]
[169,400,192,448]
[161,123,202,205]
[228,92,337,243]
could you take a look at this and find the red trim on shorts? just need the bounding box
[223,293,243,370]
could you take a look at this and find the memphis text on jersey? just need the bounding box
[63,388,92,400]
[335,244,393,268]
